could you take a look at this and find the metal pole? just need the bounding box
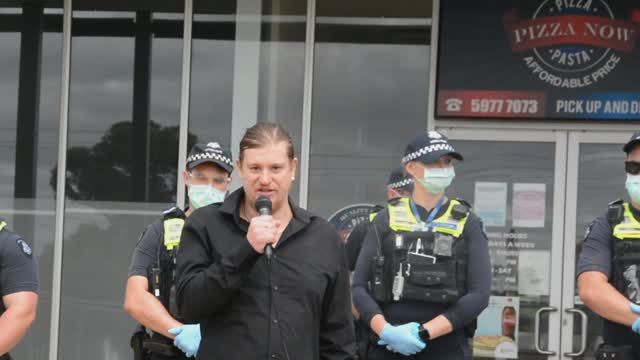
[176,0,194,208]
[48,0,72,358]
[298,0,316,209]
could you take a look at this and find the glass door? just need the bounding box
[560,131,630,360]
[442,128,566,359]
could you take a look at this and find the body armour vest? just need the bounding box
[600,200,640,348]
[369,198,470,305]
[611,201,640,304]
[148,206,186,319]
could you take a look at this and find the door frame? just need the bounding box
[440,127,567,359]
[560,131,631,359]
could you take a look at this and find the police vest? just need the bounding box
[372,198,470,305]
[147,206,186,319]
[610,201,640,304]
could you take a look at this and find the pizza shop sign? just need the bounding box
[504,0,640,89]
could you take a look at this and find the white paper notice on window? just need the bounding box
[474,182,507,227]
[512,183,546,228]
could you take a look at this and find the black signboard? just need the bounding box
[436,0,640,120]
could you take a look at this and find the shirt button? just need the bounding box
[273,319,279,324]
[271,353,278,359]
[273,285,279,291]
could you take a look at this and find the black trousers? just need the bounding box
[367,341,469,360]
[149,352,188,360]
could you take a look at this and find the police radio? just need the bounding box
[369,255,388,303]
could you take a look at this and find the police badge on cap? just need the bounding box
[186,142,234,173]
[402,131,463,164]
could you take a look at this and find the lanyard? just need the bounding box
[410,196,445,229]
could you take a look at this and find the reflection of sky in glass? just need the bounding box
[0,33,20,190]
[69,36,134,148]
[189,39,234,148]
[309,43,430,217]
[0,7,63,360]
[0,28,62,200]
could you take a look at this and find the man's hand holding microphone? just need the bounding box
[247,196,282,257]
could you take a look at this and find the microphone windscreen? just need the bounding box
[255,196,272,215]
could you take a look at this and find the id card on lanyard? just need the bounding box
[410,196,445,231]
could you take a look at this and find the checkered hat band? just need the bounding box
[402,144,454,163]
[387,178,413,190]
[186,152,232,165]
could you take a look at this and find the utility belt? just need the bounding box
[143,337,182,358]
[596,344,637,360]
[131,328,183,360]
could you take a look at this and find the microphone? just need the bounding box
[255,195,274,258]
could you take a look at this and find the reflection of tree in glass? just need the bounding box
[50,121,197,202]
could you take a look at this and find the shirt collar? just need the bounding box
[220,187,312,225]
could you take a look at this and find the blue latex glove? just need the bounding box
[168,324,201,357]
[630,303,640,334]
[377,322,426,356]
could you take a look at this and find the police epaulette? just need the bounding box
[455,198,472,210]
[452,198,471,220]
[162,205,186,221]
[607,198,624,226]
[608,198,624,207]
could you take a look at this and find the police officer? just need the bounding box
[125,142,233,359]
[346,168,413,360]
[0,219,38,360]
[346,168,413,272]
[352,131,491,359]
[577,131,640,359]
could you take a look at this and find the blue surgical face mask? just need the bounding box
[420,166,455,194]
[188,184,226,209]
[626,175,640,203]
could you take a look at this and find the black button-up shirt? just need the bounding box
[176,188,356,360]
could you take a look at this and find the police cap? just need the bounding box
[387,167,413,192]
[186,142,233,173]
[402,130,463,164]
[623,132,640,154]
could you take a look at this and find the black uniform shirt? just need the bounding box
[345,206,384,272]
[352,200,491,354]
[128,220,164,278]
[175,188,356,360]
[346,221,369,272]
[575,204,640,278]
[0,226,39,314]
[576,203,640,348]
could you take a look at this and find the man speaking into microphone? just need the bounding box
[175,122,356,360]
